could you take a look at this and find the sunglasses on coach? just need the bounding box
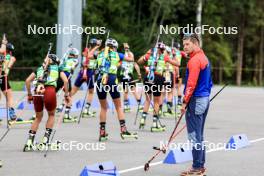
[183,33,200,42]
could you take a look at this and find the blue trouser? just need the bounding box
[185,96,210,169]
[74,69,95,89]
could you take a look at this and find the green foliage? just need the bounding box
[0,0,57,66]
[0,0,263,85]
[9,81,25,91]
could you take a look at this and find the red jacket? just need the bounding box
[183,49,211,104]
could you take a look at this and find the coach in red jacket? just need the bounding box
[180,33,213,176]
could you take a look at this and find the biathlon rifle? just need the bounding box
[147,34,160,82]
[98,30,111,84]
[35,43,53,94]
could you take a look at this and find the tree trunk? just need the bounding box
[136,0,142,32]
[219,60,223,84]
[236,14,245,86]
[196,0,203,47]
[259,26,264,86]
[253,54,258,85]
[147,3,161,45]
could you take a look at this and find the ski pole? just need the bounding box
[62,43,73,64]
[5,75,8,129]
[134,86,143,125]
[145,91,165,127]
[0,73,11,142]
[106,30,110,40]
[85,35,89,49]
[44,103,65,158]
[77,77,92,124]
[144,84,228,171]
[171,38,178,123]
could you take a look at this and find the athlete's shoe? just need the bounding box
[23,138,37,152]
[180,167,206,176]
[120,127,138,140]
[150,121,166,132]
[63,113,77,123]
[99,128,108,142]
[124,105,131,113]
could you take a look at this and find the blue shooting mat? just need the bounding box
[0,108,7,119]
[72,97,101,112]
[16,101,34,110]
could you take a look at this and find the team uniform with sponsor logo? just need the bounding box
[95,38,138,141]
[139,48,171,132]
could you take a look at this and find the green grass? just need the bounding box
[9,81,25,91]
